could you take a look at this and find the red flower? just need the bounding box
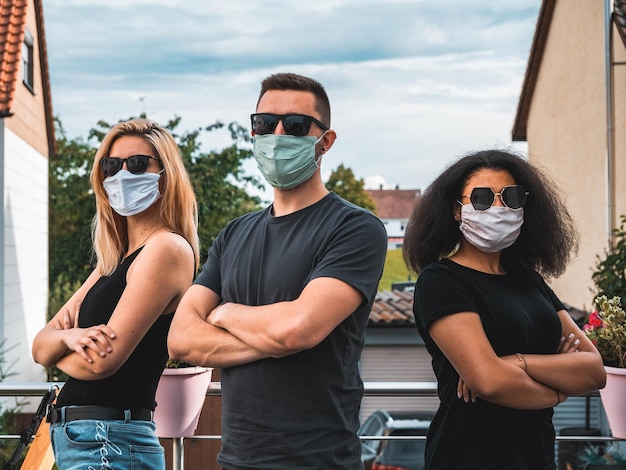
[587,311,604,328]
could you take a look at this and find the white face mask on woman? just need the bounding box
[103,169,161,216]
[459,204,524,253]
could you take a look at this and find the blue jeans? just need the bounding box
[50,419,165,469]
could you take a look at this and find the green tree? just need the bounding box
[176,120,263,259]
[48,118,97,319]
[325,163,377,213]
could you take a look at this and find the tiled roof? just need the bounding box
[365,189,421,219]
[511,0,556,142]
[615,0,626,48]
[0,0,28,117]
[368,290,415,327]
[34,0,56,156]
[0,0,55,156]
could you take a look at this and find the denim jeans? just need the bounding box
[50,419,165,469]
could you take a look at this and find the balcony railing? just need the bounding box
[0,382,621,470]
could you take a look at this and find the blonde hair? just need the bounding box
[90,118,200,275]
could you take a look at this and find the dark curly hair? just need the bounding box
[402,149,578,278]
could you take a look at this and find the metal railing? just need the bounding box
[0,382,621,470]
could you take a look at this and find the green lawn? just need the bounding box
[378,249,415,292]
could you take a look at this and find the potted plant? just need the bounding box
[153,359,213,438]
[578,443,626,469]
[583,295,626,439]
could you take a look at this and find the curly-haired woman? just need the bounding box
[403,149,606,469]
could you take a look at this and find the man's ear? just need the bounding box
[320,130,337,153]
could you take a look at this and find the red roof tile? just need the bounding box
[368,290,415,327]
[0,0,28,117]
[365,189,421,219]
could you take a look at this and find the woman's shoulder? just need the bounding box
[140,231,194,264]
[417,258,492,294]
[421,258,464,276]
[418,259,466,287]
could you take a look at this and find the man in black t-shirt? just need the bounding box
[168,73,387,470]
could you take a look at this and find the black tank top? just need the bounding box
[56,247,173,410]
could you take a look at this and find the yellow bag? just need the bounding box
[19,418,54,470]
[3,385,57,470]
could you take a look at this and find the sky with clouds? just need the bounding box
[42,0,540,200]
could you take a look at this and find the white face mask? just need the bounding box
[103,169,161,216]
[459,204,524,253]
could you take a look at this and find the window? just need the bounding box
[22,29,34,92]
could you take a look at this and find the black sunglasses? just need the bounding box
[250,113,329,137]
[100,155,162,178]
[461,185,529,211]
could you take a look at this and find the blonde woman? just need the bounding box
[33,118,199,469]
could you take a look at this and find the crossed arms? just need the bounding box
[432,309,607,410]
[167,276,363,368]
[32,233,195,380]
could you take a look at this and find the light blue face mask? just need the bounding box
[253,133,325,189]
[103,169,161,216]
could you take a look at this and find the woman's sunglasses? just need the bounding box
[250,113,329,137]
[100,154,162,178]
[460,185,529,211]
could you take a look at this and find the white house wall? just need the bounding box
[4,127,47,383]
[381,218,408,249]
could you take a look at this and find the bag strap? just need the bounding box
[3,385,59,470]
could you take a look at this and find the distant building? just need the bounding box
[366,186,421,249]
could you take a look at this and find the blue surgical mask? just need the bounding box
[253,133,325,189]
[103,169,161,216]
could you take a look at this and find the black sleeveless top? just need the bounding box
[56,247,173,410]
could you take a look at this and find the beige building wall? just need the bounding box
[613,30,626,226]
[525,0,612,309]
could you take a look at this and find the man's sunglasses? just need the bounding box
[460,185,529,211]
[100,155,162,178]
[250,113,329,137]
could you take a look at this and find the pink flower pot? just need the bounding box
[599,366,626,439]
[154,367,212,438]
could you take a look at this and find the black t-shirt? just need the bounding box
[414,259,564,470]
[194,192,387,470]
[57,247,173,411]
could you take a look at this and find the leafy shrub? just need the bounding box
[592,215,626,302]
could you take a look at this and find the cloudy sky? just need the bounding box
[42,0,540,201]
